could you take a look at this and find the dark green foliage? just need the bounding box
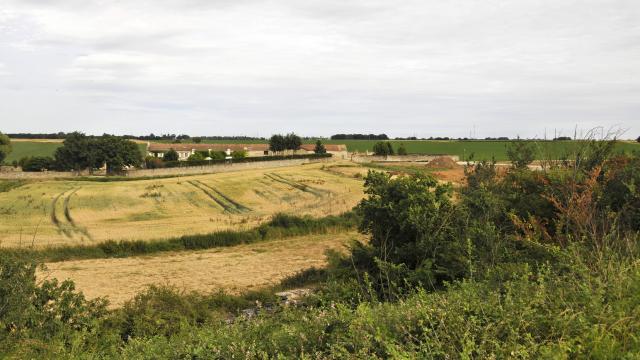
[397,143,408,155]
[19,156,55,172]
[94,135,142,174]
[0,132,11,164]
[269,134,285,152]
[506,139,536,168]
[54,132,142,174]
[54,132,96,171]
[372,141,394,156]
[284,132,302,150]
[269,133,302,152]
[354,171,465,296]
[0,255,109,356]
[187,151,205,162]
[231,150,247,159]
[314,140,326,154]
[162,149,179,162]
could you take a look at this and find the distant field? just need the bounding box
[6,138,640,162]
[5,141,63,162]
[0,163,364,248]
[146,139,640,161]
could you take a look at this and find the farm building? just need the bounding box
[147,143,348,160]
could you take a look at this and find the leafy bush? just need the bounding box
[373,141,394,156]
[19,156,55,172]
[162,149,179,162]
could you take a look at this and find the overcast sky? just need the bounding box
[0,0,638,138]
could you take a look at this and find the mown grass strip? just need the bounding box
[1,212,360,263]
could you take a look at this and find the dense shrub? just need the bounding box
[19,156,55,172]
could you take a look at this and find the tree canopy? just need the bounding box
[373,141,394,156]
[269,133,302,152]
[0,132,11,164]
[54,132,141,174]
[163,149,179,162]
[314,140,326,154]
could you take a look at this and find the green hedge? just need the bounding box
[3,212,359,263]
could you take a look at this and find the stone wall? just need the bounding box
[0,170,76,179]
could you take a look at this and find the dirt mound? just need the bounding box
[425,156,460,169]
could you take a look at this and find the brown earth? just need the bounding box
[38,231,363,307]
[425,156,460,169]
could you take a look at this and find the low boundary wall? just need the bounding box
[0,158,333,180]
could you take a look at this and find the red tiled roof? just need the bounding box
[148,143,269,152]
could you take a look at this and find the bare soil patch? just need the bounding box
[38,231,363,307]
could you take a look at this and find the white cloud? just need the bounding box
[0,0,638,137]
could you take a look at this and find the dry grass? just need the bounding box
[38,231,363,307]
[0,163,365,248]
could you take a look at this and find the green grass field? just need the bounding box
[6,138,640,162]
[146,138,640,161]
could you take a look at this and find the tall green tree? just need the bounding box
[269,134,286,153]
[0,132,11,164]
[54,132,97,172]
[94,136,142,174]
[284,133,302,150]
[314,140,326,154]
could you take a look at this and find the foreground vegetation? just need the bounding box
[1,140,639,358]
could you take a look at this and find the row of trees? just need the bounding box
[331,133,389,140]
[372,141,408,156]
[4,132,142,174]
[268,133,302,152]
[268,133,328,154]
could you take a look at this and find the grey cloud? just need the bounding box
[0,0,638,137]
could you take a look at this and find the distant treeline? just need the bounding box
[9,132,575,142]
[7,133,267,141]
[331,134,390,140]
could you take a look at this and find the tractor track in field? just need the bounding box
[187,180,250,214]
[197,181,251,213]
[264,173,328,197]
[50,188,92,241]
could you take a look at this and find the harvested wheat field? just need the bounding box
[39,231,363,307]
[0,163,365,248]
